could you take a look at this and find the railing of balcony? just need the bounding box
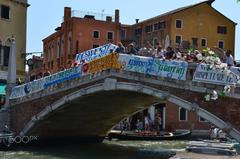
[71,10,115,22]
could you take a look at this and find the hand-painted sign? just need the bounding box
[118,54,188,80]
[75,43,118,64]
[193,64,240,86]
[10,66,81,99]
[10,78,45,99]
[88,53,121,74]
[44,66,81,88]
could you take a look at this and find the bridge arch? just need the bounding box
[20,78,240,142]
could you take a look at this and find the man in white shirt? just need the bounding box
[225,50,234,66]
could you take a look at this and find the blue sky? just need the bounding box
[27,0,240,60]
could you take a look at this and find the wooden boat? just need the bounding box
[108,130,191,141]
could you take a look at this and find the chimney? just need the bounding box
[136,19,139,24]
[64,7,71,21]
[207,0,215,5]
[106,16,112,22]
[115,9,119,23]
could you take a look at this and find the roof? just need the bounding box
[132,0,236,26]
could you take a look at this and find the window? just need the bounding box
[159,21,166,29]
[1,5,10,19]
[93,31,99,38]
[93,44,99,48]
[48,47,51,62]
[199,117,207,122]
[107,32,113,40]
[176,19,183,29]
[179,108,188,121]
[192,37,198,48]
[218,40,224,49]
[68,32,72,55]
[76,40,79,53]
[217,26,227,34]
[154,21,166,31]
[61,35,64,56]
[154,23,160,31]
[134,28,142,35]
[145,25,153,33]
[3,46,10,66]
[175,35,182,45]
[51,44,54,62]
[201,38,207,47]
[121,29,126,39]
[57,40,60,59]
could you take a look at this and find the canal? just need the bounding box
[0,140,186,159]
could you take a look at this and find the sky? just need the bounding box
[27,0,240,60]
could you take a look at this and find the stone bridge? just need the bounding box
[5,63,240,142]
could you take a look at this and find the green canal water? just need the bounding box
[0,140,187,159]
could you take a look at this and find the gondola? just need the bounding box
[108,130,191,141]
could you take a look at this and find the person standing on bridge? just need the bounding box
[116,42,125,53]
[224,50,234,67]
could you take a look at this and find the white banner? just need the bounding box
[10,66,82,99]
[75,43,118,63]
[119,54,188,80]
[193,64,240,86]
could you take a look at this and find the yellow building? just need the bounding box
[0,0,29,83]
[123,0,236,57]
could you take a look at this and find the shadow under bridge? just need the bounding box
[25,90,161,141]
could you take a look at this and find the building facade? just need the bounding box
[122,0,236,56]
[43,7,121,74]
[0,0,28,97]
[28,55,43,81]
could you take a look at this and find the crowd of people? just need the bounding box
[116,42,239,67]
[119,111,163,135]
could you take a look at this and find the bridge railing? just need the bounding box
[9,53,240,104]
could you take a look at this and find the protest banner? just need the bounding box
[118,54,188,80]
[75,43,118,63]
[193,64,240,86]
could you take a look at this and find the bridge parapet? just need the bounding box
[9,62,240,106]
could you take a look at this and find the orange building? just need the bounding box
[121,0,236,57]
[43,7,120,73]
